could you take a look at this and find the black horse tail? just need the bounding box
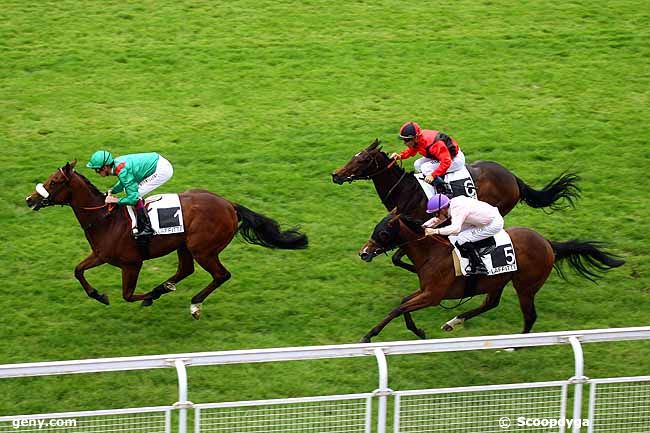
[233,204,308,250]
[550,240,624,282]
[516,171,581,211]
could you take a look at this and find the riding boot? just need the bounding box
[134,200,154,240]
[456,242,488,275]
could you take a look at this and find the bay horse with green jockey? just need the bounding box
[26,161,308,319]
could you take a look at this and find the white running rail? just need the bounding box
[0,326,649,433]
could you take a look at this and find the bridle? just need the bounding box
[33,168,71,208]
[32,168,112,214]
[363,226,451,259]
[342,152,399,182]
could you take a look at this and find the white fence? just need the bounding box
[0,327,649,433]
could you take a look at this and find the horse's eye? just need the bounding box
[378,231,389,242]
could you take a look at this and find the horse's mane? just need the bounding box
[73,170,104,197]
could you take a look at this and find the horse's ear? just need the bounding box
[65,160,77,173]
[368,139,381,150]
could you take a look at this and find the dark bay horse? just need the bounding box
[332,139,580,271]
[25,161,308,319]
[356,214,624,342]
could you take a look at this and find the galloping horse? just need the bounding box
[332,139,581,271]
[26,161,308,319]
[357,214,624,342]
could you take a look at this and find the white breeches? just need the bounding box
[455,213,504,245]
[414,150,466,176]
[138,156,173,196]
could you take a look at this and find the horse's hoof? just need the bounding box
[190,303,202,320]
[441,316,464,332]
[359,336,371,344]
[416,329,427,339]
[141,299,153,307]
[96,293,110,305]
[162,281,177,292]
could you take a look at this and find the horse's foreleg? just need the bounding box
[401,291,426,339]
[442,285,505,332]
[142,246,195,307]
[361,290,441,343]
[74,252,110,305]
[120,263,150,303]
[189,255,231,320]
[392,249,416,273]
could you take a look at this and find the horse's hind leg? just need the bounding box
[74,252,110,305]
[518,294,537,333]
[189,254,231,320]
[142,246,195,307]
[442,283,507,332]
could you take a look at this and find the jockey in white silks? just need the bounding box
[422,194,504,274]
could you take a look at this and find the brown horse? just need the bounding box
[25,161,308,319]
[357,213,624,342]
[332,139,580,272]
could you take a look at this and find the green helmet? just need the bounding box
[86,150,114,169]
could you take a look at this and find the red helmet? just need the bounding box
[398,122,422,140]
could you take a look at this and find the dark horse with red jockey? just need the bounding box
[26,161,308,319]
[332,139,581,272]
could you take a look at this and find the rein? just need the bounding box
[371,232,450,256]
[81,203,113,211]
[383,170,407,202]
[355,158,398,180]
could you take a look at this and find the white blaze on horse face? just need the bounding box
[35,183,50,198]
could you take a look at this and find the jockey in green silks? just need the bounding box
[86,150,173,239]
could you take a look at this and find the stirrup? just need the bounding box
[134,227,154,239]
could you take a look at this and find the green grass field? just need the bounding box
[1,0,649,417]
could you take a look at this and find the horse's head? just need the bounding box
[332,139,392,184]
[359,213,402,262]
[359,213,426,262]
[26,161,77,211]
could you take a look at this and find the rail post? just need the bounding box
[568,336,587,433]
[373,348,390,433]
[173,359,191,433]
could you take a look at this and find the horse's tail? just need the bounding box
[516,171,581,211]
[233,204,308,250]
[549,240,624,282]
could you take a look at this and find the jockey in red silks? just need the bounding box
[389,122,466,189]
[87,150,173,239]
